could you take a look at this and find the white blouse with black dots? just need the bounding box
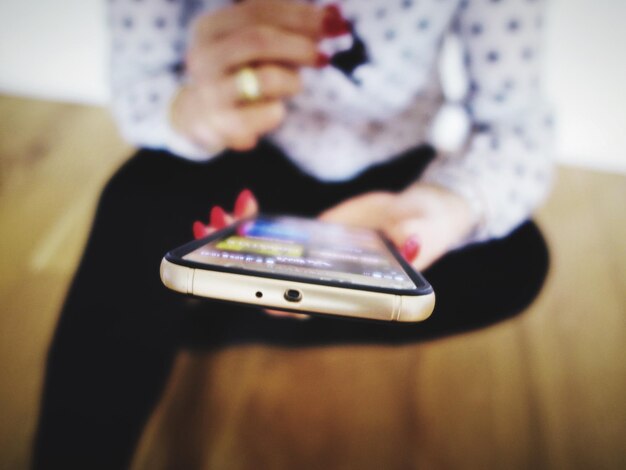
[108,0,554,243]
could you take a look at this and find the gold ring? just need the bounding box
[235,67,261,102]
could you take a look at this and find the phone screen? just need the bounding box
[182,216,418,290]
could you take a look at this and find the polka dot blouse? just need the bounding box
[108,0,554,243]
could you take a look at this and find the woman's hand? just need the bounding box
[192,184,475,320]
[192,190,308,320]
[319,185,478,271]
[171,1,348,152]
[192,188,258,239]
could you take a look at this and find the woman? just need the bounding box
[34,1,552,467]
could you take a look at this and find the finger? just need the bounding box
[188,25,321,79]
[319,207,376,229]
[209,206,234,230]
[400,235,421,263]
[225,64,302,105]
[264,308,311,321]
[170,85,226,151]
[234,188,259,219]
[192,221,216,240]
[318,192,395,229]
[386,219,442,271]
[212,101,286,151]
[193,1,328,42]
[190,64,302,106]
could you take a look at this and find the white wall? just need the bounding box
[0,0,109,104]
[544,0,626,173]
[0,0,624,173]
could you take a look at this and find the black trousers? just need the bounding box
[33,143,549,469]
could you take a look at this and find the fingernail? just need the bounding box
[210,206,228,230]
[294,314,312,321]
[234,188,255,218]
[192,221,207,239]
[401,235,421,262]
[315,52,330,68]
[322,5,350,37]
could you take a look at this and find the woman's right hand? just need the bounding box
[193,189,310,320]
[170,1,348,152]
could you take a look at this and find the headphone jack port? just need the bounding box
[284,289,302,302]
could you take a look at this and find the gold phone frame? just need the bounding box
[160,216,435,322]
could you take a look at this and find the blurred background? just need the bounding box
[1,1,624,469]
[1,0,625,173]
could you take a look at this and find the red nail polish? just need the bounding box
[192,221,207,240]
[322,4,350,37]
[315,52,330,68]
[210,206,228,229]
[401,236,421,262]
[234,188,255,218]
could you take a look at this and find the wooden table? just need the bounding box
[1,96,624,469]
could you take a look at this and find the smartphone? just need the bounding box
[160,215,435,322]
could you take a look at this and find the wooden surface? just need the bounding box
[0,95,132,469]
[0,96,625,469]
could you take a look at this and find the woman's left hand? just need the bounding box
[193,189,309,320]
[319,184,477,271]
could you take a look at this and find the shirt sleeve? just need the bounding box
[108,0,213,160]
[420,0,555,242]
